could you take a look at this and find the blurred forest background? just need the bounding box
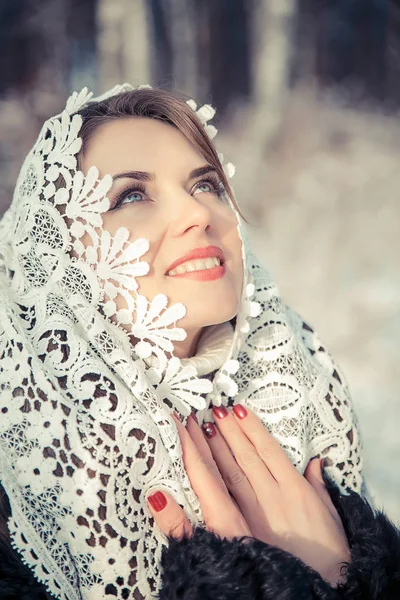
[0,0,399,521]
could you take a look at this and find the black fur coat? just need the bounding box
[1,479,399,600]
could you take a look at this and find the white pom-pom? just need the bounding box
[249,300,261,318]
[197,104,216,123]
[85,246,97,265]
[215,373,238,397]
[224,359,240,375]
[72,239,85,257]
[246,283,255,297]
[116,309,132,324]
[43,182,55,200]
[186,99,197,111]
[54,188,68,204]
[205,125,218,139]
[47,165,60,182]
[135,341,153,358]
[239,319,250,334]
[103,300,117,317]
[224,162,236,179]
[70,221,85,238]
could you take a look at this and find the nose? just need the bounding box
[167,191,212,237]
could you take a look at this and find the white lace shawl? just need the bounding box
[0,85,363,600]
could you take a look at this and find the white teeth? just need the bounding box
[204,258,215,269]
[168,257,221,276]
[171,264,182,274]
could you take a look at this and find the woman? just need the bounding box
[0,84,395,600]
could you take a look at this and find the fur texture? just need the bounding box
[329,481,400,599]
[159,482,400,600]
[0,538,54,600]
[1,481,400,599]
[159,528,339,600]
[0,487,53,600]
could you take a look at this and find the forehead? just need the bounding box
[80,117,206,177]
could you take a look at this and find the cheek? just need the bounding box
[102,212,161,263]
[224,221,243,280]
[234,247,244,296]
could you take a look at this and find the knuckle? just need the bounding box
[208,463,222,479]
[225,468,245,488]
[168,516,187,538]
[238,450,258,467]
[197,453,215,471]
[206,513,234,534]
[207,508,249,538]
[259,444,279,464]
[195,454,221,479]
[196,454,209,468]
[220,421,237,436]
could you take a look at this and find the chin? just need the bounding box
[187,308,239,331]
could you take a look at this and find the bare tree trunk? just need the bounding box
[68,0,97,93]
[165,0,198,97]
[0,0,70,216]
[224,0,298,218]
[97,0,150,91]
[206,0,252,115]
[27,0,69,117]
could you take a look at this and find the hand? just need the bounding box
[147,406,350,586]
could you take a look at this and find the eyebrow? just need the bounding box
[111,165,217,182]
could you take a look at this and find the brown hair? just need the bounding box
[77,87,238,208]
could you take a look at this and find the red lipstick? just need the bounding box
[166,245,226,281]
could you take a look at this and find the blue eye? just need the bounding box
[193,179,222,196]
[112,187,147,210]
[192,174,225,198]
[194,182,213,194]
[122,191,145,205]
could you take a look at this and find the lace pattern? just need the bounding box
[0,85,363,599]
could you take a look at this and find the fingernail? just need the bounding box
[148,491,167,512]
[212,405,228,419]
[202,422,217,438]
[320,458,326,470]
[189,412,198,424]
[233,404,247,419]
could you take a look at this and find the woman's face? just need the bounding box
[81,117,243,356]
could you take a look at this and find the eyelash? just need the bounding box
[112,181,147,210]
[111,173,226,211]
[193,173,225,198]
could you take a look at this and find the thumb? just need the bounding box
[147,490,193,539]
[304,458,340,521]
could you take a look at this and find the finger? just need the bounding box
[202,420,260,527]
[173,414,227,496]
[173,413,244,534]
[304,459,342,523]
[212,405,277,495]
[231,404,302,484]
[202,420,254,499]
[185,414,228,494]
[147,490,192,538]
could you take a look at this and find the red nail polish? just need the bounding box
[189,412,198,424]
[233,404,247,419]
[148,491,167,512]
[202,422,217,438]
[212,405,228,419]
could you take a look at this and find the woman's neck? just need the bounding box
[173,328,202,359]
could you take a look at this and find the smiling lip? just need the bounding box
[166,245,226,281]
